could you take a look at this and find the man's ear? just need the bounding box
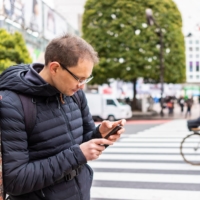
[49,62,60,76]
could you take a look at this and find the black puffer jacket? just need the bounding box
[0,64,101,200]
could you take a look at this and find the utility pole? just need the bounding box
[146,8,164,116]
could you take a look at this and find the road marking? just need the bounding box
[93,172,200,183]
[126,120,171,124]
[98,154,185,161]
[89,161,199,171]
[91,119,200,200]
[91,187,200,200]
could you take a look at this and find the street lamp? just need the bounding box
[145,8,164,116]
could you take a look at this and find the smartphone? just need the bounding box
[104,124,122,139]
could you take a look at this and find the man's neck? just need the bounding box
[39,66,52,85]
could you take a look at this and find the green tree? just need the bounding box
[0,29,32,73]
[82,0,185,110]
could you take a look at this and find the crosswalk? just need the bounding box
[89,119,200,200]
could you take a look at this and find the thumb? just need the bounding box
[102,120,112,129]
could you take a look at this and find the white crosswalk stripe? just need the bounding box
[95,154,184,161]
[90,119,200,200]
[93,172,200,184]
[91,187,200,200]
[89,161,199,171]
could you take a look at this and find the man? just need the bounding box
[0,34,126,200]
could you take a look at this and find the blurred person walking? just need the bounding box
[185,98,193,118]
[167,98,174,116]
[178,96,185,114]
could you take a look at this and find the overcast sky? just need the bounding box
[173,0,200,36]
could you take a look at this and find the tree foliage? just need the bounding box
[82,0,185,85]
[0,29,32,73]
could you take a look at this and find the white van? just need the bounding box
[85,93,132,121]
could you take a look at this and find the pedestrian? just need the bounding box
[167,98,174,116]
[0,34,126,200]
[185,97,193,118]
[178,96,185,114]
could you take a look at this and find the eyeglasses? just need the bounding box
[59,63,93,85]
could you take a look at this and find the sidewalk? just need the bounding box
[131,102,200,120]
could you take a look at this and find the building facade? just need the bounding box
[185,36,200,83]
[0,0,77,62]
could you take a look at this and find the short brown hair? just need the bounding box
[44,34,99,67]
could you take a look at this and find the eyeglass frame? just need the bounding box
[59,63,93,85]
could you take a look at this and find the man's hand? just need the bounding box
[99,119,126,142]
[80,139,113,161]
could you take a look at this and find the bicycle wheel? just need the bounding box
[180,133,200,165]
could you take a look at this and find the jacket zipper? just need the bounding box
[60,107,75,145]
[40,189,45,198]
[60,103,82,200]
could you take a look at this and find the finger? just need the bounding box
[107,134,120,141]
[95,143,106,151]
[107,138,118,142]
[95,150,102,158]
[111,121,123,128]
[93,138,113,146]
[120,119,126,126]
[117,127,125,134]
[114,119,126,126]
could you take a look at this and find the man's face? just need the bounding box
[51,59,94,96]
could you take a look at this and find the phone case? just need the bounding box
[104,125,122,139]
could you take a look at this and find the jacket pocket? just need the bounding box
[85,163,93,180]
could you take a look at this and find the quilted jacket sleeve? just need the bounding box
[77,90,102,142]
[0,91,87,195]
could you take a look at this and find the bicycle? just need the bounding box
[180,128,200,165]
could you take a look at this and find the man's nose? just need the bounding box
[78,83,85,89]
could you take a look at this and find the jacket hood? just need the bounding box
[0,63,59,96]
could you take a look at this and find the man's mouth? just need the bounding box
[72,89,79,93]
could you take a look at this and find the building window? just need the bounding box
[196,62,199,71]
[197,75,199,79]
[196,40,199,44]
[189,54,193,58]
[196,47,199,51]
[196,54,199,58]
[190,75,193,79]
[189,40,193,44]
[189,61,193,72]
[189,47,193,51]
